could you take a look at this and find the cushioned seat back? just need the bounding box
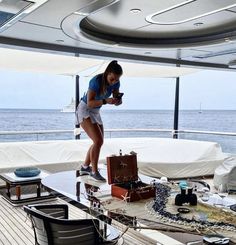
[32,216,48,245]
[25,205,68,245]
[36,207,68,219]
[33,206,69,244]
[24,204,99,245]
[50,221,99,245]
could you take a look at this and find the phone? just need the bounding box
[115,92,124,100]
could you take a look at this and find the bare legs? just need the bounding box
[81,118,104,173]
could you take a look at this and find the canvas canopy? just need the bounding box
[0,47,199,78]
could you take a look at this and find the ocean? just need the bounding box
[0,109,235,153]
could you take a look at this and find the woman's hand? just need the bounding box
[112,89,123,106]
[106,98,118,104]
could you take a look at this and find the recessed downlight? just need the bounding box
[130,8,141,14]
[194,22,203,27]
[56,39,64,43]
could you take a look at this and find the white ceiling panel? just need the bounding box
[21,0,94,28]
[0,0,236,70]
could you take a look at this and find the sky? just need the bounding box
[0,68,236,110]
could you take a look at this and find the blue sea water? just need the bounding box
[0,109,235,153]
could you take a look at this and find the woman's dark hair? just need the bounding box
[100,60,123,95]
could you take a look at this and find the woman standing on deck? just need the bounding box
[76,60,123,182]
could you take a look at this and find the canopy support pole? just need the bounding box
[173,77,180,139]
[75,75,80,139]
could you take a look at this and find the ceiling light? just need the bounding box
[73,11,87,16]
[130,8,141,14]
[56,39,64,43]
[194,22,203,27]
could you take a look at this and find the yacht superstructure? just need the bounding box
[0,1,236,245]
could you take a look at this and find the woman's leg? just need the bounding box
[84,145,92,166]
[98,124,104,138]
[81,118,103,173]
[84,124,104,166]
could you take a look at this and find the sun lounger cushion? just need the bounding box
[214,156,236,192]
[100,137,227,179]
[0,138,227,179]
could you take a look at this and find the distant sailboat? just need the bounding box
[198,103,202,113]
[61,98,75,113]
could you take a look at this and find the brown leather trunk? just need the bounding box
[107,153,155,202]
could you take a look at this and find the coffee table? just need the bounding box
[0,169,54,205]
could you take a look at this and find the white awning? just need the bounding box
[0,48,102,76]
[83,61,199,78]
[0,47,199,77]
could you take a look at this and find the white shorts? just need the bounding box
[76,100,103,125]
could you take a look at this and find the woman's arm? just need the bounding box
[87,90,116,108]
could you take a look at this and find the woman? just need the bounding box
[76,60,123,181]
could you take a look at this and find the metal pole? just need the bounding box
[173,77,180,139]
[75,75,80,139]
[75,75,80,109]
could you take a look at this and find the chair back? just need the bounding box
[24,204,99,245]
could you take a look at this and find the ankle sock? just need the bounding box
[82,164,89,169]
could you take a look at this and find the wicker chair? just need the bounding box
[24,204,100,245]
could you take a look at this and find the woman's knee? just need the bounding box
[93,138,104,147]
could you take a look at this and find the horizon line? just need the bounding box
[0,108,235,111]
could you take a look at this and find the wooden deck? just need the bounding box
[0,195,157,245]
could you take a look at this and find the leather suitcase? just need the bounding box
[106,153,155,202]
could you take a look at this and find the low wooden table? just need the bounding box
[0,170,54,205]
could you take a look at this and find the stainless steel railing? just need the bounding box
[176,129,236,137]
[0,128,235,152]
[0,128,235,137]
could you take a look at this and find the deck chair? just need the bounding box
[24,204,100,245]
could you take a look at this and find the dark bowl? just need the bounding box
[14,167,41,177]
